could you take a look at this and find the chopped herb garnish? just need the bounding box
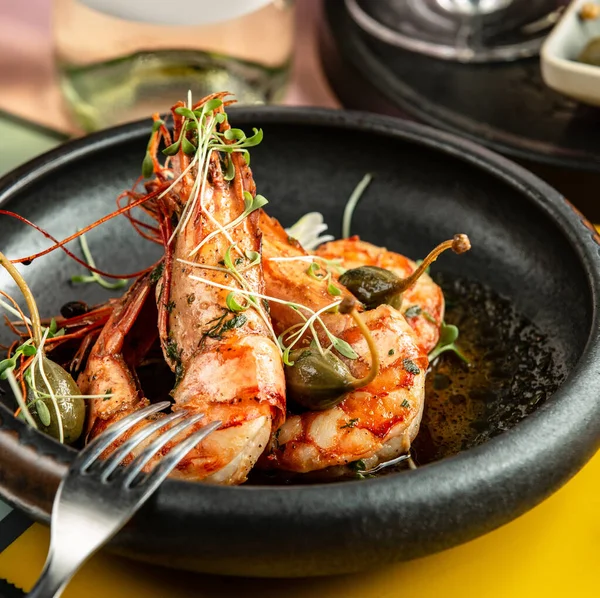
[166,339,181,362]
[150,262,165,283]
[349,459,366,472]
[403,358,421,375]
[404,305,422,319]
[166,300,176,313]
[175,362,185,386]
[187,294,196,305]
[401,398,410,409]
[341,418,359,429]
[388,348,395,356]
[201,311,247,343]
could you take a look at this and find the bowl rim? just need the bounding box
[1,106,599,545]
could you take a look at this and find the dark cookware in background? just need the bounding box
[319,0,600,221]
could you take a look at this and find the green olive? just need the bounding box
[26,356,86,444]
[339,265,403,310]
[579,38,600,66]
[285,348,356,410]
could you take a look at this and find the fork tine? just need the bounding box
[122,413,206,487]
[78,401,170,471]
[99,411,186,481]
[140,420,222,490]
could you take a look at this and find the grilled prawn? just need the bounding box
[83,95,286,484]
[258,212,428,474]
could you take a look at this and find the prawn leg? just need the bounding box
[79,274,158,440]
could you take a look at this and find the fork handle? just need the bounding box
[28,550,88,598]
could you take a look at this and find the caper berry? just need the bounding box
[285,349,356,410]
[339,265,404,309]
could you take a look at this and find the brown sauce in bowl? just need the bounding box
[412,273,567,466]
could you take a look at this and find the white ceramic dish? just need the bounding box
[541,0,600,106]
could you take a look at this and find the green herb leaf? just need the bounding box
[150,262,164,283]
[35,400,51,427]
[142,152,154,178]
[222,313,247,333]
[162,140,181,156]
[20,344,37,357]
[349,459,366,472]
[439,323,459,345]
[174,107,196,119]
[307,262,325,280]
[215,113,227,124]
[242,128,263,147]
[243,191,253,212]
[244,250,261,266]
[404,305,422,319]
[223,245,236,271]
[331,336,358,360]
[403,358,421,375]
[0,358,17,379]
[327,282,342,296]
[181,136,197,155]
[251,194,268,210]
[401,398,410,409]
[242,192,268,215]
[282,346,295,366]
[224,156,235,181]
[226,292,248,312]
[203,98,223,113]
[224,128,246,141]
[151,119,164,133]
[428,322,470,365]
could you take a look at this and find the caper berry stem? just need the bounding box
[395,234,471,294]
[340,297,380,390]
[0,250,43,347]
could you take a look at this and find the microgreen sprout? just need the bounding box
[429,322,470,365]
[342,173,373,239]
[142,118,164,178]
[304,260,344,297]
[71,233,129,290]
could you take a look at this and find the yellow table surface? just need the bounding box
[0,450,598,597]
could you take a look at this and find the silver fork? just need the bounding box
[28,401,220,598]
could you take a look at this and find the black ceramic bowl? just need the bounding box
[0,108,599,577]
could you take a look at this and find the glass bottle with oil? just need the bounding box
[53,0,294,131]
